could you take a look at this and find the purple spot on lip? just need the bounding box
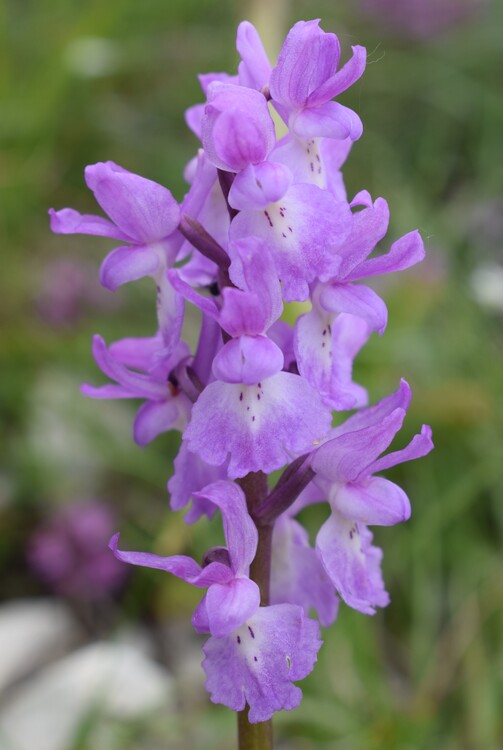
[237,635,241,644]
[254,656,258,662]
[239,392,243,401]
[248,625,255,639]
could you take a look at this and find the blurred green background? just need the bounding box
[1,0,502,748]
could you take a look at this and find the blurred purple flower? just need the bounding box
[356,0,486,38]
[34,258,119,327]
[28,500,127,599]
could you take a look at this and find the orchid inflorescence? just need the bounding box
[50,19,433,727]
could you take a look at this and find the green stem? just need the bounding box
[238,708,273,750]
[236,472,274,750]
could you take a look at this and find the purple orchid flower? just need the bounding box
[269,19,366,141]
[293,191,425,408]
[81,334,192,446]
[111,480,260,637]
[203,602,321,723]
[294,303,371,411]
[270,483,339,627]
[49,161,184,353]
[111,480,322,722]
[310,380,434,613]
[201,83,276,173]
[228,160,352,302]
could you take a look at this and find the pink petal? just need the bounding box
[228,237,283,328]
[346,229,425,281]
[206,578,261,637]
[328,379,411,438]
[294,309,369,411]
[212,336,284,385]
[84,161,180,244]
[271,515,339,627]
[312,409,407,483]
[109,533,231,586]
[332,476,411,526]
[192,480,258,574]
[202,604,322,723]
[48,208,132,242]
[318,282,388,334]
[218,289,268,337]
[236,21,272,90]
[365,424,434,475]
[89,335,167,399]
[133,397,188,446]
[202,84,275,172]
[185,373,331,479]
[108,332,165,371]
[168,442,227,522]
[270,20,341,109]
[185,103,204,139]
[307,45,367,105]
[99,245,160,290]
[229,162,292,211]
[337,196,390,280]
[167,269,220,319]
[156,274,185,355]
[316,513,389,614]
[291,101,363,141]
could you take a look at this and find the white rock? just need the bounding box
[0,641,174,750]
[471,263,503,312]
[0,599,78,694]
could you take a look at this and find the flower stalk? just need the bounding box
[236,519,274,749]
[237,471,274,749]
